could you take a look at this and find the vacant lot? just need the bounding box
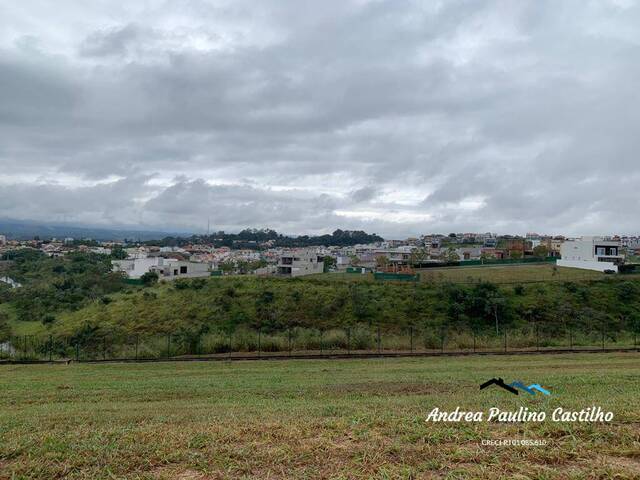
[417,263,606,284]
[1,353,639,479]
[314,263,613,284]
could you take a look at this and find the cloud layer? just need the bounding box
[1,0,639,237]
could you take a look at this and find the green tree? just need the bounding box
[111,245,128,260]
[219,261,235,274]
[532,245,548,258]
[409,247,428,265]
[444,247,460,262]
[510,250,523,260]
[322,256,337,272]
[140,271,159,286]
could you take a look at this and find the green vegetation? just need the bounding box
[0,249,126,325]
[1,251,639,358]
[144,228,383,249]
[14,272,629,358]
[1,353,639,479]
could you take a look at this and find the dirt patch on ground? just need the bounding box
[599,454,640,475]
[528,454,640,478]
[326,381,456,396]
[152,467,226,480]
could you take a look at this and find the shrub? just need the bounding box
[140,271,159,286]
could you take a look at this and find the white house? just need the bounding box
[276,249,325,277]
[557,236,623,272]
[90,247,112,255]
[0,276,21,288]
[112,257,210,281]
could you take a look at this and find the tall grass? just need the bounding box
[3,324,638,360]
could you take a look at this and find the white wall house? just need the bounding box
[112,257,210,281]
[90,247,112,255]
[276,249,325,277]
[0,276,21,288]
[557,236,623,272]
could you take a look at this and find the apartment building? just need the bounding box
[557,236,623,272]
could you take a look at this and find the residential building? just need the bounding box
[112,257,210,281]
[90,247,112,255]
[0,235,6,245]
[557,236,624,272]
[456,247,482,260]
[483,237,497,248]
[276,249,325,277]
[535,237,558,257]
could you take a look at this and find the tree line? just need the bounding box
[141,228,384,249]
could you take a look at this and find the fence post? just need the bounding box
[258,328,261,358]
[49,335,53,362]
[347,327,351,355]
[472,329,476,353]
[320,329,323,354]
[536,322,539,352]
[166,333,171,359]
[441,325,445,353]
[377,324,381,354]
[24,335,27,360]
[569,324,573,350]
[135,334,139,361]
[103,336,107,361]
[75,342,79,362]
[503,329,507,353]
[288,328,292,356]
[410,325,414,353]
[228,330,232,359]
[601,323,605,351]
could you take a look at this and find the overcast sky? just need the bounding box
[1,1,639,238]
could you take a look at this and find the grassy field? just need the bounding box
[1,353,639,479]
[417,264,606,284]
[314,264,612,284]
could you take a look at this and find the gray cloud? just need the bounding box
[1,0,639,237]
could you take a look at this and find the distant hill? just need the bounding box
[0,219,187,242]
[0,220,384,247]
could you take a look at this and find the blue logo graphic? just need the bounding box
[509,381,551,396]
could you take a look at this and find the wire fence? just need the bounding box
[1,323,638,363]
